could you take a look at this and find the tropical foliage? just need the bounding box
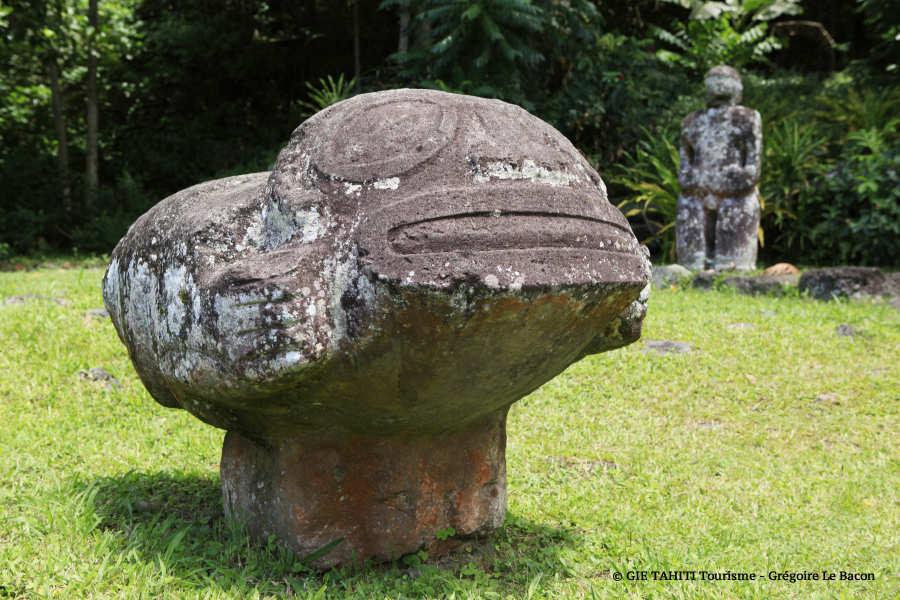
[653,0,801,72]
[613,127,682,261]
[0,0,898,267]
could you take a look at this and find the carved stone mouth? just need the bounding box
[388,212,635,255]
[358,185,646,288]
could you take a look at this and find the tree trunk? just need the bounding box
[353,0,360,81]
[48,56,71,211]
[399,0,410,54]
[85,0,99,202]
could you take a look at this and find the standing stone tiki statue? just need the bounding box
[103,89,651,569]
[676,66,762,271]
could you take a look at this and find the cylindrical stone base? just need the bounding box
[220,410,508,569]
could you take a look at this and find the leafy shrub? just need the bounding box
[297,74,358,118]
[544,34,692,171]
[815,85,900,144]
[613,126,682,261]
[70,172,158,254]
[759,120,829,250]
[381,0,550,102]
[653,14,779,74]
[801,128,900,267]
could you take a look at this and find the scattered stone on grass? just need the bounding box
[799,267,885,301]
[722,274,798,296]
[696,421,724,430]
[814,392,840,405]
[728,322,756,331]
[651,264,691,290]
[2,293,71,306]
[759,309,777,318]
[762,263,800,275]
[834,324,857,338]
[643,340,692,355]
[83,308,110,320]
[79,367,121,390]
[82,308,111,326]
[883,272,900,296]
[833,324,871,340]
[691,271,717,289]
[134,500,162,513]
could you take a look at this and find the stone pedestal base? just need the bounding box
[220,411,508,569]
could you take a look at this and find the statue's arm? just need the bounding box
[677,116,697,191]
[743,110,763,187]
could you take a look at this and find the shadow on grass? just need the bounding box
[71,470,582,598]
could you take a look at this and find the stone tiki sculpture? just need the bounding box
[676,66,762,271]
[103,89,651,569]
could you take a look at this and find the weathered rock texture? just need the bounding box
[799,267,885,301]
[883,272,900,298]
[691,271,717,289]
[643,340,692,355]
[102,89,651,568]
[723,274,798,296]
[651,264,691,290]
[676,66,762,272]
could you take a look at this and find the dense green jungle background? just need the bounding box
[1,0,898,266]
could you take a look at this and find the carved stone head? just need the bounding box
[103,89,650,439]
[705,65,743,107]
[102,90,651,567]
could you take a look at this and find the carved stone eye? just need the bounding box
[315,97,458,182]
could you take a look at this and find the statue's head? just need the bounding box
[102,89,650,438]
[705,65,742,107]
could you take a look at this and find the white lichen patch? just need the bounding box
[163,264,190,336]
[244,195,326,252]
[373,177,400,190]
[473,159,579,186]
[344,183,362,195]
[321,255,368,349]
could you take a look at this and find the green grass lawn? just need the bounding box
[1,266,898,599]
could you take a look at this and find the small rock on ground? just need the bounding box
[3,293,71,306]
[80,367,121,390]
[643,340,692,355]
[728,322,756,331]
[762,263,800,275]
[883,272,900,297]
[799,267,885,301]
[833,324,870,339]
[723,274,799,296]
[651,264,692,290]
[691,271,717,289]
[83,308,110,320]
[834,324,857,337]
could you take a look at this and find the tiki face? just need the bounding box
[705,67,743,108]
[103,89,651,569]
[104,90,650,437]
